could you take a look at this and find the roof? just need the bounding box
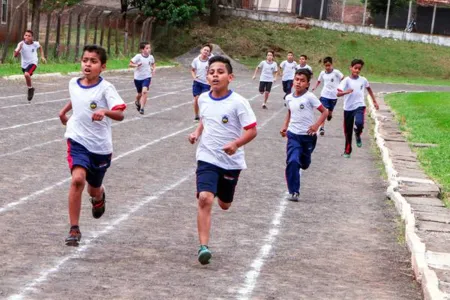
[417,0,450,6]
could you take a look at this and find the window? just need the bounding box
[1,0,7,24]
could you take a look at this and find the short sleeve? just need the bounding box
[336,70,344,80]
[364,78,370,88]
[274,63,278,72]
[338,78,348,91]
[34,41,41,49]
[309,94,322,109]
[258,61,264,68]
[150,55,155,64]
[236,98,257,130]
[131,54,140,64]
[318,71,324,82]
[280,61,285,69]
[104,83,126,111]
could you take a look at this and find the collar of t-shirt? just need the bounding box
[77,77,104,89]
[209,90,233,101]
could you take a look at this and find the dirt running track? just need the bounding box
[2,67,449,299]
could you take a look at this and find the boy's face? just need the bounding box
[299,56,306,65]
[141,44,151,56]
[23,32,33,43]
[350,64,362,76]
[267,52,274,61]
[81,51,105,78]
[324,62,333,72]
[207,62,233,92]
[287,53,294,62]
[293,74,310,92]
[200,46,211,58]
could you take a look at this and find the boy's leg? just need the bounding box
[68,166,87,226]
[198,191,215,246]
[216,169,241,210]
[86,152,111,219]
[24,72,32,88]
[354,106,366,147]
[193,95,200,120]
[134,79,142,111]
[139,78,151,111]
[285,132,302,195]
[343,110,356,155]
[299,135,317,170]
[282,81,288,99]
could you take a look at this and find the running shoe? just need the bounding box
[90,188,106,219]
[319,127,325,136]
[198,245,212,265]
[135,101,141,112]
[356,134,362,148]
[194,116,200,122]
[27,87,35,101]
[327,115,332,121]
[262,104,267,109]
[65,226,82,246]
[287,192,299,202]
[140,108,145,115]
[343,153,351,158]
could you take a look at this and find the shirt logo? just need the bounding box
[361,85,364,90]
[90,101,97,109]
[222,115,229,124]
[331,78,334,82]
[300,104,305,110]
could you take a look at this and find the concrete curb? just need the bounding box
[368,94,448,300]
[2,65,176,80]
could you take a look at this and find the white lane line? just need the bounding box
[7,96,283,300]
[0,89,69,100]
[7,171,195,300]
[0,125,195,214]
[0,139,62,158]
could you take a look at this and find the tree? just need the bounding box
[129,0,205,26]
[209,0,219,26]
[365,0,410,14]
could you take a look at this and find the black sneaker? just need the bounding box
[262,103,268,109]
[319,127,325,136]
[287,192,299,202]
[135,101,141,112]
[27,87,35,101]
[140,108,144,115]
[194,116,200,122]
[327,115,332,121]
[90,188,106,219]
[65,226,82,246]
[355,134,362,148]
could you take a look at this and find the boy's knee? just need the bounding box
[218,199,231,210]
[71,174,85,189]
[198,192,214,209]
[24,73,31,78]
[300,163,311,170]
[142,88,148,95]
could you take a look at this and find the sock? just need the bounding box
[70,225,79,230]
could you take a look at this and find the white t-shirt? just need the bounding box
[338,76,370,111]
[197,91,257,170]
[258,61,278,82]
[191,55,211,85]
[280,60,297,81]
[131,54,155,80]
[318,69,344,99]
[65,77,126,155]
[296,64,312,73]
[286,91,322,135]
[17,41,40,68]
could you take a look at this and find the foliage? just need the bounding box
[128,0,205,25]
[34,0,82,11]
[365,0,411,14]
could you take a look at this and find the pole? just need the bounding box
[341,0,346,23]
[362,0,368,26]
[385,0,391,29]
[299,0,303,17]
[431,3,437,35]
[320,0,325,20]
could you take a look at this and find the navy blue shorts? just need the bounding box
[196,161,241,203]
[67,139,112,188]
[320,97,338,111]
[192,81,210,97]
[282,80,293,94]
[134,77,152,94]
[22,64,37,76]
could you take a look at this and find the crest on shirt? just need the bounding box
[90,101,97,109]
[32,49,35,52]
[299,104,305,110]
[360,85,364,90]
[222,115,229,124]
[331,78,334,82]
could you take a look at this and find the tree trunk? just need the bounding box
[31,0,42,40]
[209,0,219,26]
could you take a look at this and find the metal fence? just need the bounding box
[0,4,155,64]
[221,0,450,36]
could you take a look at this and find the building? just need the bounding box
[0,0,29,42]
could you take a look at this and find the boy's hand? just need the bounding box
[223,141,238,156]
[92,109,106,121]
[346,89,354,95]
[41,57,47,64]
[188,132,199,144]
[373,101,380,110]
[280,127,287,137]
[307,124,319,135]
[252,75,256,80]
[59,113,69,125]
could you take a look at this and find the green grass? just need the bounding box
[386,92,450,202]
[158,17,450,86]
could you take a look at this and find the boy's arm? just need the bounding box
[312,80,321,92]
[280,109,291,137]
[223,126,257,156]
[252,66,260,80]
[14,42,23,57]
[189,120,204,144]
[92,108,125,122]
[367,87,379,110]
[59,101,72,125]
[191,68,198,80]
[308,105,328,135]
[39,47,47,63]
[129,60,141,68]
[337,88,353,97]
[151,63,156,76]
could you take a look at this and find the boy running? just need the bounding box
[189,56,257,265]
[337,59,379,158]
[280,69,328,202]
[279,51,297,100]
[129,41,155,115]
[252,51,278,109]
[59,45,127,246]
[312,56,344,136]
[295,54,312,74]
[191,43,213,121]
[14,30,47,101]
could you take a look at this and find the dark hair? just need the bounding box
[208,55,233,74]
[82,45,107,64]
[323,56,333,64]
[139,41,150,50]
[351,59,365,67]
[24,29,33,36]
[295,69,312,82]
[287,51,294,55]
[267,50,274,56]
[300,54,308,60]
[202,43,213,52]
